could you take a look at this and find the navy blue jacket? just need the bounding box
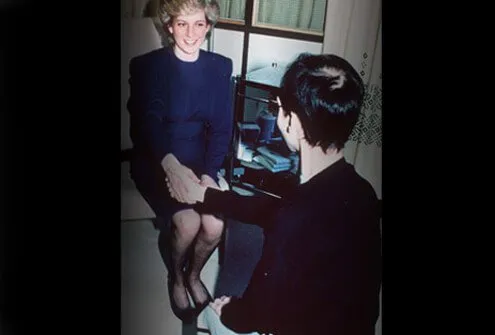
[127,47,233,180]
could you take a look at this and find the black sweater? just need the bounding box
[202,158,382,335]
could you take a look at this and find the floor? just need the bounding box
[121,219,219,335]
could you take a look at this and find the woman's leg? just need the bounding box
[169,209,201,310]
[129,156,201,321]
[186,213,224,305]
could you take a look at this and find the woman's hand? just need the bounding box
[209,296,231,317]
[200,174,221,190]
[169,174,222,204]
[161,154,200,203]
[168,176,207,204]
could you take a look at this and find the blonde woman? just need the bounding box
[127,0,233,323]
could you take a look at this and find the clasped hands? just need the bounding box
[162,154,219,204]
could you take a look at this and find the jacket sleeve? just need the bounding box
[127,57,170,163]
[201,188,280,229]
[220,297,266,333]
[204,58,234,180]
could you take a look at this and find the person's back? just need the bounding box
[240,156,380,334]
[278,159,381,334]
[274,53,381,334]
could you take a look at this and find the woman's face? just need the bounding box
[168,9,211,61]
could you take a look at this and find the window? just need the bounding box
[253,0,326,35]
[218,0,327,37]
[218,0,246,23]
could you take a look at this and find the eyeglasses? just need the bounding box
[269,96,286,117]
[266,97,281,117]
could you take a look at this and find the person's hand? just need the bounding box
[161,154,200,203]
[200,174,221,190]
[209,296,231,317]
[174,176,207,204]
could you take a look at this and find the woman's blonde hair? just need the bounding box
[146,0,220,45]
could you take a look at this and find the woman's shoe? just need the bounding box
[167,275,196,324]
[186,278,213,314]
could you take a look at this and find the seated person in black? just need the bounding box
[169,53,382,335]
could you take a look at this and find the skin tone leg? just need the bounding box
[168,172,224,305]
[170,209,201,309]
[187,213,224,303]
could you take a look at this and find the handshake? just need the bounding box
[162,154,226,204]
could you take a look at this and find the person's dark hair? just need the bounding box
[279,53,365,152]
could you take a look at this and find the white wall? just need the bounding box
[209,29,323,122]
[212,28,244,76]
[247,34,322,72]
[121,18,163,151]
[211,29,323,76]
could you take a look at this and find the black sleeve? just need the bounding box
[219,297,265,333]
[201,188,281,229]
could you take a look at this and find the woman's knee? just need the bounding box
[201,214,224,242]
[172,209,201,239]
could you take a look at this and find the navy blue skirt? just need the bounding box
[130,153,209,231]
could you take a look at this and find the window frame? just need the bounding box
[217,0,327,42]
[215,0,328,77]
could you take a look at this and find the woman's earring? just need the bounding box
[286,126,290,133]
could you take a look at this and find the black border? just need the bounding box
[2,1,474,334]
[2,1,121,333]
[378,2,480,332]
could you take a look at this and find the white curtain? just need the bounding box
[218,0,246,21]
[256,0,326,32]
[323,0,382,199]
[218,0,326,32]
